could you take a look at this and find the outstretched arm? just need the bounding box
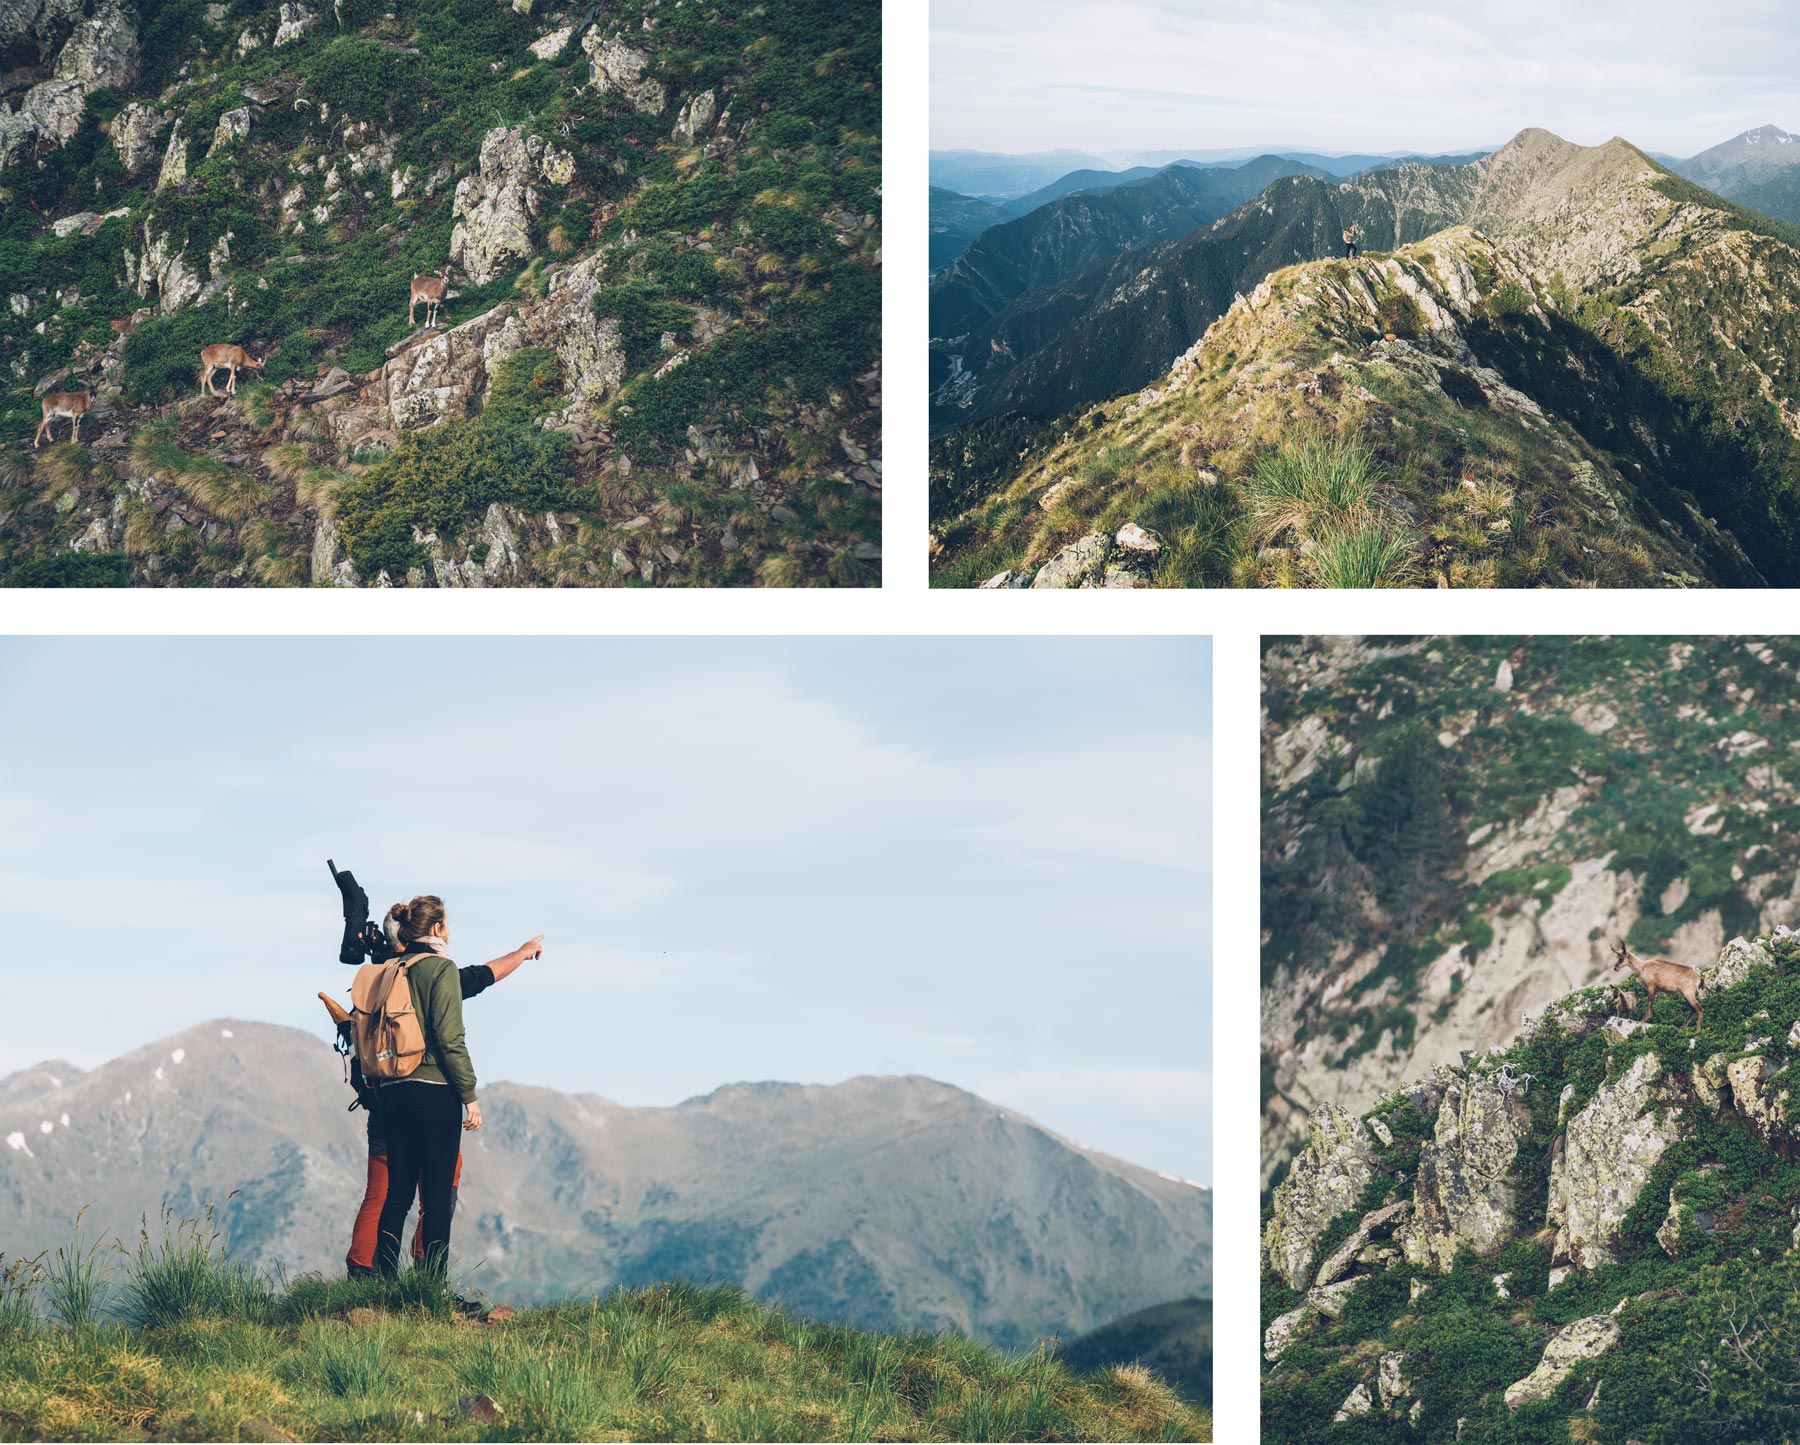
[485,934,546,984]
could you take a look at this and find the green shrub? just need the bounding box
[3,552,131,587]
[1376,291,1426,338]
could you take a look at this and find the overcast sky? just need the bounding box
[0,637,1212,1184]
[933,0,1800,158]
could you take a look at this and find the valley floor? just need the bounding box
[0,1276,1208,1442]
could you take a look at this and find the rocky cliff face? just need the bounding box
[1260,636,1800,1195]
[0,0,880,587]
[1263,927,1800,1440]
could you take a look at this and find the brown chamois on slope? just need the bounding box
[409,268,450,328]
[197,344,264,397]
[1611,940,1704,1034]
[34,390,91,447]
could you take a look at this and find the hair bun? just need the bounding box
[388,901,411,927]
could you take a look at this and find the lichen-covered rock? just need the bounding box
[671,89,716,145]
[112,101,165,173]
[1401,1069,1534,1271]
[1727,1054,1790,1147]
[128,223,203,314]
[448,126,575,284]
[528,23,572,59]
[1333,1381,1373,1422]
[583,31,665,114]
[1548,1053,1682,1270]
[156,119,187,189]
[1503,1315,1621,1409]
[1655,1163,1722,1256]
[310,516,357,586]
[1705,936,1773,995]
[271,1,314,46]
[1307,1276,1362,1319]
[1377,1351,1409,1408]
[1263,1103,1380,1290]
[209,106,250,155]
[1263,1303,1313,1362]
[1030,531,1112,589]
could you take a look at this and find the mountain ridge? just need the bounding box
[0,1018,1210,1352]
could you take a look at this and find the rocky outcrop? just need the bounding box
[583,31,665,114]
[126,223,206,314]
[271,1,314,46]
[209,106,250,156]
[111,101,164,173]
[528,24,572,60]
[1548,1052,1682,1271]
[1030,523,1161,588]
[1704,936,1772,995]
[1262,1104,1380,1291]
[0,0,138,167]
[155,119,187,189]
[1503,1315,1620,1409]
[448,125,576,284]
[1400,1069,1535,1271]
[671,89,716,146]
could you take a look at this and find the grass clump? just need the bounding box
[1244,429,1420,586]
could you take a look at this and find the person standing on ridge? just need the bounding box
[366,895,489,1279]
[325,912,544,1278]
[1342,223,1362,259]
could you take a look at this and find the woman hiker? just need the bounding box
[366,895,515,1280]
[327,912,543,1277]
[1342,223,1362,259]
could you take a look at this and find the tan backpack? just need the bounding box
[350,955,428,1081]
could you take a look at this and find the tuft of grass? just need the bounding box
[236,382,278,431]
[130,424,263,525]
[0,1254,45,1332]
[32,442,108,504]
[1309,518,1420,588]
[42,1209,108,1330]
[1245,430,1382,544]
[116,1203,268,1328]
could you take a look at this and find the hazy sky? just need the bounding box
[933,0,1800,158]
[0,638,1212,1183]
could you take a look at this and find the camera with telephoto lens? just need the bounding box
[328,858,396,966]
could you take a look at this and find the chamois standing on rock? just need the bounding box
[34,389,91,447]
[409,268,450,328]
[1612,940,1704,1033]
[198,344,264,397]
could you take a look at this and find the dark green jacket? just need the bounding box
[398,952,477,1103]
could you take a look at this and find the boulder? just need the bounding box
[1333,1382,1373,1422]
[1548,1053,1682,1270]
[1704,936,1773,995]
[448,125,575,283]
[1263,1303,1313,1362]
[671,89,716,145]
[1377,1351,1409,1409]
[112,101,165,173]
[128,223,203,314]
[1306,1276,1362,1319]
[156,118,187,189]
[528,24,573,59]
[209,106,250,156]
[1503,1315,1620,1410]
[271,1,314,46]
[1115,521,1160,555]
[1262,1103,1379,1290]
[309,517,357,586]
[583,31,665,114]
[1401,1069,1534,1271]
[1727,1054,1790,1147]
[1030,531,1112,589]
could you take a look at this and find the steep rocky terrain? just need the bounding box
[0,0,880,586]
[1259,636,1800,1194]
[0,1020,1211,1352]
[1262,927,1800,1443]
[1672,124,1800,227]
[930,130,1800,588]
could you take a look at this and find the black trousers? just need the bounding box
[372,1081,463,1278]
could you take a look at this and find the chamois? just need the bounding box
[409,268,450,328]
[34,390,92,447]
[1611,940,1704,1034]
[198,344,264,397]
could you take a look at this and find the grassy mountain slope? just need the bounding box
[0,1020,1211,1352]
[928,185,1000,278]
[0,1259,1210,1441]
[1262,927,1800,1445]
[1060,1296,1211,1408]
[931,129,1800,588]
[1259,636,1800,1195]
[0,0,880,587]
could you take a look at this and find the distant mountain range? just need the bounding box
[0,1021,1211,1353]
[1669,123,1800,226]
[928,126,1800,589]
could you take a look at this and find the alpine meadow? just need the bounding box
[0,0,881,587]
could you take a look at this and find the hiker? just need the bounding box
[364,895,485,1279]
[329,913,544,1277]
[1342,223,1362,259]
